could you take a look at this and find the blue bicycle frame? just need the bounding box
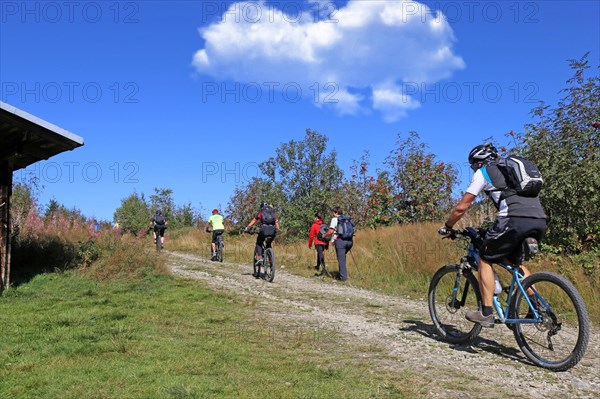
[462,227,547,325]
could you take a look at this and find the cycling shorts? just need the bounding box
[212,229,224,243]
[480,217,546,264]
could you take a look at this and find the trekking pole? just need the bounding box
[348,249,362,279]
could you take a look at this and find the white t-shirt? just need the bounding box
[329,217,339,241]
[466,169,508,217]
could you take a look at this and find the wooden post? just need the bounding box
[0,161,11,292]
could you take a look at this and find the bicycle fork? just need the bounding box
[449,263,470,310]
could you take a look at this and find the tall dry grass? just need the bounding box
[275,223,464,295]
[80,232,169,281]
[10,205,167,285]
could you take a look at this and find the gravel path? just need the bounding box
[167,251,599,398]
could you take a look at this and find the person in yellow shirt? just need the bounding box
[205,209,225,261]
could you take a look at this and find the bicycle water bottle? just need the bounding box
[493,270,503,295]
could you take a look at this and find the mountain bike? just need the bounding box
[206,228,225,262]
[428,227,590,371]
[153,225,166,252]
[246,229,275,282]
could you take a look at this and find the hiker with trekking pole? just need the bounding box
[325,207,360,281]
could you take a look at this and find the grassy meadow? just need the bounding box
[0,272,424,399]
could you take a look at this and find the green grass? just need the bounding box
[0,272,425,399]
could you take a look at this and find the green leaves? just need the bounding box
[227,129,342,237]
[517,53,599,251]
[114,188,199,235]
[113,192,150,235]
[385,132,457,224]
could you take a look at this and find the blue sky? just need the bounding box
[1,0,598,222]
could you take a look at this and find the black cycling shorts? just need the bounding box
[154,225,166,237]
[480,217,546,264]
[212,229,224,243]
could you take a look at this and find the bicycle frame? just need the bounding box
[458,228,545,326]
[492,262,541,324]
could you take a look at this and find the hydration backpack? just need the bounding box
[496,156,543,198]
[154,214,166,226]
[317,223,331,242]
[336,216,354,241]
[261,206,276,225]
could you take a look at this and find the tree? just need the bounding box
[515,54,599,251]
[339,152,395,229]
[149,188,175,222]
[11,175,42,233]
[386,131,457,223]
[113,192,151,235]
[172,202,198,228]
[226,177,286,231]
[259,128,343,236]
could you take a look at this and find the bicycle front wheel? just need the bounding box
[264,248,275,282]
[511,272,590,371]
[252,248,260,278]
[428,264,482,345]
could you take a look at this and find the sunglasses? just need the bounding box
[470,162,482,171]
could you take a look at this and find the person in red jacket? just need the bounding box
[308,212,329,276]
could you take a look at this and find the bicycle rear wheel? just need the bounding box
[217,238,224,262]
[264,248,275,282]
[510,272,590,371]
[428,264,482,344]
[155,232,161,252]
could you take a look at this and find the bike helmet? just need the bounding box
[212,209,219,214]
[468,143,498,165]
[260,201,269,208]
[156,210,162,216]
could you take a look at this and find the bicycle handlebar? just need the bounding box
[443,226,481,241]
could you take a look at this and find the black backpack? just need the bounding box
[154,214,166,226]
[336,216,354,241]
[261,206,276,225]
[495,156,543,198]
[317,223,331,242]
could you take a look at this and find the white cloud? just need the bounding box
[373,85,421,122]
[193,0,464,121]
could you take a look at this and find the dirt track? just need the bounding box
[168,251,599,398]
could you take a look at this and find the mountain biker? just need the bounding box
[326,207,352,281]
[205,208,225,261]
[308,212,329,276]
[244,202,279,276]
[151,210,167,248]
[439,143,547,327]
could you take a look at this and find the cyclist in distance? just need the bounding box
[244,202,279,266]
[151,210,167,248]
[205,208,225,261]
[438,144,547,327]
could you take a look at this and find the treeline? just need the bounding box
[112,55,598,253]
[225,129,456,239]
[113,188,199,236]
[10,178,166,285]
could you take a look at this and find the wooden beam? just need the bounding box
[0,161,11,291]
